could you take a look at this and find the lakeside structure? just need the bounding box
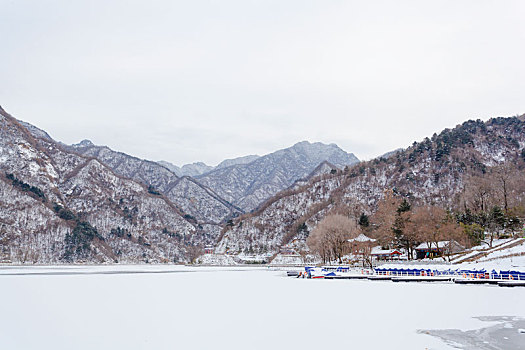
[371,248,403,261]
[415,241,465,260]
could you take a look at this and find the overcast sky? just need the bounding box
[1,1,524,166]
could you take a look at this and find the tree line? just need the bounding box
[307,163,525,263]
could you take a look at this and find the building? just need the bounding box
[348,234,377,267]
[348,234,377,244]
[370,247,403,261]
[204,245,214,254]
[415,241,464,259]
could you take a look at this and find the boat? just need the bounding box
[305,267,331,279]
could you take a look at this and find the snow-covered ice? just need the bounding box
[0,265,524,350]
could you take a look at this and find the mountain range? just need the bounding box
[196,141,359,211]
[0,106,198,263]
[216,116,525,256]
[3,104,523,264]
[65,139,241,225]
[0,105,360,263]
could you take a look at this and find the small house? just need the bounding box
[204,245,214,254]
[370,247,403,261]
[415,240,464,259]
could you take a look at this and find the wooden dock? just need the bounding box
[454,278,501,285]
[367,275,392,281]
[497,281,525,287]
[391,276,453,282]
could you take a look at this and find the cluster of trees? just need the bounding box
[52,202,104,261]
[369,191,465,260]
[459,164,525,246]
[5,172,46,201]
[284,117,525,264]
[306,214,358,263]
[307,198,473,264]
[110,227,130,238]
[63,221,103,261]
[53,203,77,221]
[147,184,161,196]
[306,162,524,263]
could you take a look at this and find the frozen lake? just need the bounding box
[0,266,524,350]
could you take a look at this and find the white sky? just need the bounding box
[1,0,524,166]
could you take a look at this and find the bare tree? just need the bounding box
[406,206,465,259]
[185,245,203,264]
[370,190,401,247]
[406,206,445,259]
[439,220,465,260]
[462,174,495,213]
[491,163,514,213]
[307,214,358,264]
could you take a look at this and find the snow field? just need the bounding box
[0,266,523,350]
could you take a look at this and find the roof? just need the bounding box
[370,247,402,255]
[416,241,452,250]
[348,234,377,243]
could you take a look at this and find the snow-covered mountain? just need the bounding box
[66,142,241,225]
[196,141,360,211]
[10,104,522,265]
[0,106,201,264]
[158,154,260,177]
[217,117,525,256]
[157,161,214,177]
[0,106,364,264]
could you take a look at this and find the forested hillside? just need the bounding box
[217,116,525,257]
[2,104,523,264]
[66,140,242,225]
[0,106,203,263]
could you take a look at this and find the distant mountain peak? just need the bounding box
[179,162,214,177]
[73,139,95,147]
[198,141,360,211]
[292,140,311,146]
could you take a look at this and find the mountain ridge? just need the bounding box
[216,115,525,256]
[157,154,261,177]
[65,139,242,225]
[0,106,202,263]
[196,141,359,211]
